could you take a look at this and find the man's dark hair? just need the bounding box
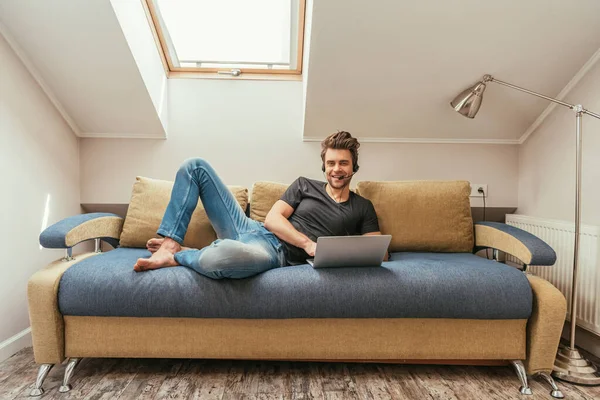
[320,131,360,173]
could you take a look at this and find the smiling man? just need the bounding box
[264,131,387,265]
[134,131,387,278]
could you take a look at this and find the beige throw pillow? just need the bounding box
[249,181,290,222]
[356,180,474,253]
[120,176,248,249]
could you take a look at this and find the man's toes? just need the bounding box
[134,258,150,272]
[138,258,151,266]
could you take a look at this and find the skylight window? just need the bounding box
[146,0,305,77]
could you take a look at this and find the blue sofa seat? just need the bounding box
[58,248,532,320]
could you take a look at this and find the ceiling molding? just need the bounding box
[519,46,600,145]
[78,132,166,139]
[0,21,82,137]
[303,137,519,145]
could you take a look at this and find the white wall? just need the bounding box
[80,78,518,207]
[518,59,600,225]
[0,34,80,361]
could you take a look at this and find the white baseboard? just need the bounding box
[0,328,32,363]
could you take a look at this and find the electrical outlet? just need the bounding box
[470,184,488,198]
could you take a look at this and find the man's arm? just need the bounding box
[264,200,316,256]
[363,231,390,261]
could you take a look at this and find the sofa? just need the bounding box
[27,177,567,398]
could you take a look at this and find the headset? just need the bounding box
[321,161,360,175]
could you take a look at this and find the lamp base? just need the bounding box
[552,344,600,385]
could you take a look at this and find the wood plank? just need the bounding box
[318,363,357,399]
[115,358,181,400]
[256,393,285,400]
[300,359,507,366]
[224,360,261,396]
[0,347,35,385]
[287,392,319,400]
[345,363,391,400]
[152,359,189,399]
[257,361,290,394]
[377,364,430,400]
[318,362,354,394]
[168,359,204,399]
[449,365,518,400]
[286,362,309,397]
[286,362,323,400]
[440,366,502,400]
[222,393,259,400]
[323,390,352,400]
[79,358,141,399]
[192,359,231,400]
[411,364,460,400]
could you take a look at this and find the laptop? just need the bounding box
[306,235,392,268]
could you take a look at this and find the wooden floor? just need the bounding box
[1,348,599,400]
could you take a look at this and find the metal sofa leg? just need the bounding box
[63,247,74,261]
[58,357,82,393]
[535,372,565,399]
[29,364,54,397]
[510,360,533,395]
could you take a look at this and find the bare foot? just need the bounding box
[146,238,164,253]
[146,238,190,254]
[135,237,182,272]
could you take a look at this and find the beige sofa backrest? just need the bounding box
[250,180,474,253]
[120,178,473,253]
[356,180,474,253]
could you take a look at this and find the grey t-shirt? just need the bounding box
[279,177,380,265]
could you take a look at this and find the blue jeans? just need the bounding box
[157,158,286,279]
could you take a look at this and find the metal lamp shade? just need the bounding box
[450,82,487,118]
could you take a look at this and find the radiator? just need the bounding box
[505,214,600,336]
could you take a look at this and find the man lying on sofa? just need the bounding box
[133,131,388,279]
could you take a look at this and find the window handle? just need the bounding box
[217,69,242,77]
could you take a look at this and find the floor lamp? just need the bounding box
[450,74,600,386]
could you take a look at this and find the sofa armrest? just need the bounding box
[524,275,567,374]
[474,221,556,266]
[27,252,99,364]
[39,213,123,249]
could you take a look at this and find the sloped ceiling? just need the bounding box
[1,0,599,143]
[0,0,166,138]
[303,0,600,142]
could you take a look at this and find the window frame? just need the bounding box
[143,0,306,78]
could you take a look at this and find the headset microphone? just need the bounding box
[334,172,355,180]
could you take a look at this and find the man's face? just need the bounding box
[324,148,354,190]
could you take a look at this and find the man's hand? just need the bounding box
[303,241,317,257]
